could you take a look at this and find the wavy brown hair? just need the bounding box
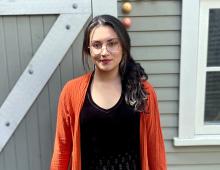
[82,15,148,113]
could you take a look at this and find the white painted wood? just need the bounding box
[176,0,200,140]
[206,67,220,72]
[175,0,220,146]
[174,135,220,146]
[92,0,117,17]
[0,0,90,15]
[195,0,220,135]
[0,13,90,152]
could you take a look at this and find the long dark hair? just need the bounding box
[82,15,148,113]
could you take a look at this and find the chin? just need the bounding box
[96,65,117,73]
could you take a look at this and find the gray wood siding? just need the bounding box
[118,0,220,169]
[0,15,88,170]
[0,0,220,170]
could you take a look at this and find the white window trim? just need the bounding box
[196,1,220,134]
[174,0,220,146]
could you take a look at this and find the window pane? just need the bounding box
[207,9,220,66]
[204,72,220,123]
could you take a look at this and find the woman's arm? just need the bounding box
[145,83,167,170]
[50,85,72,170]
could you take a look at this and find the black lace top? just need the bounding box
[80,78,140,170]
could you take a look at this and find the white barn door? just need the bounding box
[0,0,116,159]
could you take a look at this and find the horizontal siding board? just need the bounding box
[118,16,181,31]
[159,101,179,114]
[165,140,220,153]
[161,114,178,128]
[168,164,220,170]
[163,127,177,140]
[140,60,180,74]
[118,1,181,16]
[148,74,179,88]
[129,31,180,46]
[155,87,179,101]
[132,46,180,60]
[167,152,220,165]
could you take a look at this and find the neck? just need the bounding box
[93,68,121,83]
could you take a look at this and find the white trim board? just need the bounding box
[0,0,89,15]
[176,0,200,139]
[174,0,220,146]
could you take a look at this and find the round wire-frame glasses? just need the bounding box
[89,38,120,55]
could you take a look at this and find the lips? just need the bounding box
[100,59,112,64]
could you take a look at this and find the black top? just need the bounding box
[80,77,140,170]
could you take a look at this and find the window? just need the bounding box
[174,0,220,146]
[196,6,220,134]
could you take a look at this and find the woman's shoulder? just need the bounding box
[60,72,92,96]
[142,80,155,94]
[64,72,92,89]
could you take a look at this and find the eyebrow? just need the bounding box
[91,37,119,43]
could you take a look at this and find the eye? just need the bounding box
[91,42,102,49]
[108,40,119,47]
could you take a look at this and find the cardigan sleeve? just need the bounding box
[145,83,167,170]
[50,84,73,170]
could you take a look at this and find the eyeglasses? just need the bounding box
[89,38,120,55]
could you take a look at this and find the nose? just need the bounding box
[100,44,109,55]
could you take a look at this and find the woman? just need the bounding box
[50,15,166,170]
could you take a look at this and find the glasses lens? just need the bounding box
[106,39,120,53]
[91,42,102,54]
[90,38,120,54]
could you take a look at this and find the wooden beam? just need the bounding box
[0,0,89,15]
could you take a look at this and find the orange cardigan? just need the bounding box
[50,72,167,170]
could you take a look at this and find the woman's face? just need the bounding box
[89,25,123,74]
